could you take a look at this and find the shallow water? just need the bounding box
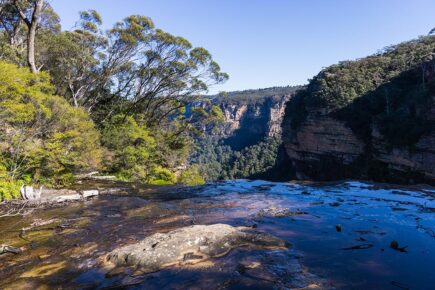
[0,180,434,289]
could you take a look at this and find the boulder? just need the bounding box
[52,194,82,203]
[81,190,99,198]
[106,224,289,272]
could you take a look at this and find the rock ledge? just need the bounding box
[106,224,289,272]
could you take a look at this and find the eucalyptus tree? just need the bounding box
[0,0,59,70]
[38,12,228,127]
[95,15,229,127]
[41,10,106,108]
[12,0,44,72]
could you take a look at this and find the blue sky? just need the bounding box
[51,0,435,93]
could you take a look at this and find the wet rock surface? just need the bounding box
[106,224,288,272]
[256,206,308,218]
[0,179,434,289]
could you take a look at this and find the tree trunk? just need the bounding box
[27,0,43,73]
[14,0,44,73]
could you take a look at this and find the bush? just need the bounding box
[178,166,205,186]
[101,115,157,182]
[0,179,21,201]
[0,61,102,186]
[0,164,21,201]
[147,166,177,185]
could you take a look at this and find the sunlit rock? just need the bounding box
[106,224,289,272]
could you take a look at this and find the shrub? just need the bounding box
[0,61,102,186]
[101,115,156,182]
[178,166,205,186]
[147,166,177,185]
[0,164,21,201]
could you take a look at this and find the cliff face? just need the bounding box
[282,115,366,180]
[216,95,289,149]
[282,112,435,183]
[206,87,300,150]
[370,100,435,181]
[280,36,435,184]
[190,87,299,181]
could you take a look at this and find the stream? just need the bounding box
[0,180,434,289]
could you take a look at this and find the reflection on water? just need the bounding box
[0,180,434,289]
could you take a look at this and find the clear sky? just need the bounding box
[50,0,435,94]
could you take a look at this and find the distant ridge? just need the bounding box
[206,85,303,104]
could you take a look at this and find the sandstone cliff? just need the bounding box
[282,114,435,184]
[216,95,289,148]
[280,36,435,184]
[208,87,299,150]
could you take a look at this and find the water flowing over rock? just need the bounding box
[106,224,289,272]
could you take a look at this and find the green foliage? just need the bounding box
[0,179,21,201]
[147,166,177,185]
[0,5,228,191]
[191,136,281,181]
[100,115,190,184]
[101,115,156,182]
[334,66,434,146]
[212,86,301,106]
[0,164,21,201]
[210,105,225,122]
[285,35,435,147]
[0,61,102,188]
[79,10,103,33]
[230,137,281,179]
[178,166,205,186]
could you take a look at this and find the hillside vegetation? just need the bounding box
[283,35,435,183]
[210,86,301,105]
[0,1,228,199]
[286,35,434,147]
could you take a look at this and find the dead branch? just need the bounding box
[0,244,22,255]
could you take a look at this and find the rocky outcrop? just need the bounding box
[214,95,292,150]
[371,127,435,181]
[281,99,435,184]
[282,115,367,180]
[279,35,435,184]
[268,98,288,137]
[105,224,289,272]
[217,95,290,139]
[220,103,248,136]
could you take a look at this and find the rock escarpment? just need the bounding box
[217,95,289,138]
[213,92,292,150]
[282,115,366,180]
[280,36,435,184]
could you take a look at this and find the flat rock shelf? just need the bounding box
[0,179,434,289]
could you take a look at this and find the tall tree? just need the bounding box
[100,15,229,125]
[12,0,44,73]
[0,1,23,46]
[41,10,106,107]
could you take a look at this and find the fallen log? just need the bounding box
[0,244,22,255]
